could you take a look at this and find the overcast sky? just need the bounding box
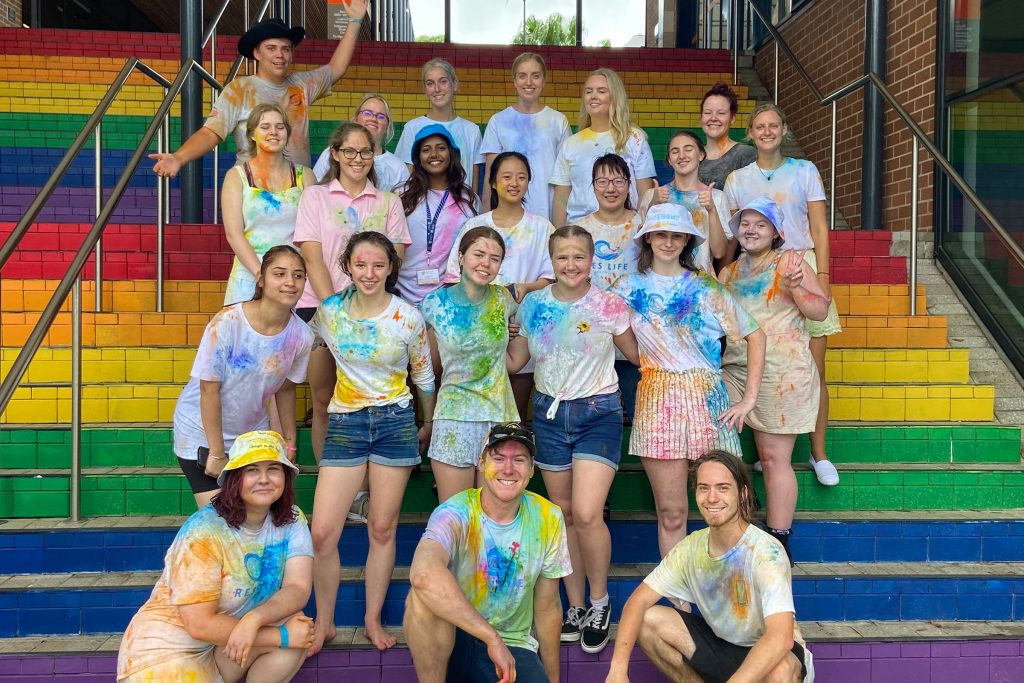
[408,0,647,47]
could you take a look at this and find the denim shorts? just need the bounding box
[322,402,421,467]
[446,628,548,683]
[531,390,623,472]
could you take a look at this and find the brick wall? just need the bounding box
[0,0,21,27]
[755,0,936,232]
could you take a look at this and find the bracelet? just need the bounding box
[209,453,228,460]
[350,17,364,25]
[817,271,830,276]
[285,445,297,452]
[278,624,289,648]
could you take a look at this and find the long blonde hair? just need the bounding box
[579,68,642,153]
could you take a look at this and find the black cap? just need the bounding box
[237,19,305,60]
[485,422,537,457]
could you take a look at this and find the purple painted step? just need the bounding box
[1,641,1021,682]
[0,186,216,224]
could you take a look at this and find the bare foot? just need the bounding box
[365,620,397,650]
[306,619,336,658]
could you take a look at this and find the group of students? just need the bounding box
[118,9,829,681]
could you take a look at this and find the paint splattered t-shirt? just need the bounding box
[576,212,640,290]
[420,284,519,422]
[422,488,571,652]
[443,210,555,286]
[550,127,657,223]
[395,115,485,176]
[293,179,410,308]
[173,304,314,461]
[481,106,571,219]
[116,504,313,680]
[398,188,478,304]
[611,270,759,372]
[723,158,826,251]
[519,285,630,400]
[637,185,733,274]
[312,289,434,413]
[204,67,333,167]
[644,524,804,647]
[313,149,411,191]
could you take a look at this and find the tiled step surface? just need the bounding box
[827,384,995,421]
[832,314,949,348]
[824,349,970,383]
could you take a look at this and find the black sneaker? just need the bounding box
[580,603,611,654]
[560,606,586,642]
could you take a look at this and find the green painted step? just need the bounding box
[1,424,1020,470]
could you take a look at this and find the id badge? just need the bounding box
[417,268,440,286]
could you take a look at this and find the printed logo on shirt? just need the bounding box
[594,240,620,260]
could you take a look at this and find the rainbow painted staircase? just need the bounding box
[1,27,1023,682]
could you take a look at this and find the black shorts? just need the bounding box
[295,307,317,323]
[178,456,220,494]
[675,610,808,683]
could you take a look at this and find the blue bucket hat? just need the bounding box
[412,123,459,153]
[728,195,786,242]
[634,203,706,247]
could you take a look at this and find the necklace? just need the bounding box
[757,159,784,182]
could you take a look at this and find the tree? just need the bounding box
[415,34,444,42]
[511,13,611,47]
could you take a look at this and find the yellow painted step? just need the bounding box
[827,384,995,422]
[823,349,971,384]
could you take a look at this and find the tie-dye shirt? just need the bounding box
[398,189,478,304]
[723,158,826,251]
[519,285,630,400]
[204,67,333,167]
[550,127,657,223]
[116,504,313,680]
[420,284,518,422]
[395,115,485,175]
[481,106,571,219]
[422,488,572,652]
[173,304,314,461]
[644,524,804,647]
[312,289,434,413]
[577,212,640,290]
[611,270,759,372]
[637,185,733,274]
[293,179,411,308]
[443,210,555,286]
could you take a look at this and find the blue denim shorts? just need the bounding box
[322,402,421,467]
[446,628,548,683]
[531,390,623,472]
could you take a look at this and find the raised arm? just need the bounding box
[326,0,368,83]
[700,183,728,260]
[532,576,563,682]
[781,250,830,322]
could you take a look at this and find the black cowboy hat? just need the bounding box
[237,19,305,60]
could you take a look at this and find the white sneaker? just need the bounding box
[809,458,840,486]
[752,460,763,473]
[347,491,370,523]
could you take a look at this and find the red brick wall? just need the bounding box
[755,0,936,232]
[0,0,21,27]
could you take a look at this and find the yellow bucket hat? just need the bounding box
[217,430,299,486]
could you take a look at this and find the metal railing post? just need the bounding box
[70,277,82,522]
[731,0,739,84]
[93,124,103,312]
[212,29,220,224]
[773,42,779,103]
[909,142,919,315]
[829,101,837,230]
[157,89,168,313]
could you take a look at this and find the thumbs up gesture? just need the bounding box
[698,182,717,212]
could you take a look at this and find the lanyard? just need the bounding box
[424,190,449,258]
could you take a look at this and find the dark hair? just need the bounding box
[400,133,476,218]
[690,450,759,523]
[637,230,700,275]
[458,226,506,261]
[320,122,379,188]
[549,224,594,257]
[340,231,402,294]
[213,465,298,528]
[251,245,306,301]
[488,151,532,211]
[591,153,634,211]
[736,209,785,252]
[701,81,740,115]
[665,130,706,164]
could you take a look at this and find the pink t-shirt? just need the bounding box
[293,179,411,308]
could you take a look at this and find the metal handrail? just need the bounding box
[734,0,1024,316]
[945,69,1024,106]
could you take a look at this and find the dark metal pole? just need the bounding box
[861,0,886,230]
[444,0,451,42]
[576,0,583,46]
[180,0,204,223]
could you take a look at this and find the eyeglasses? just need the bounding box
[594,177,628,189]
[357,109,389,122]
[335,147,374,160]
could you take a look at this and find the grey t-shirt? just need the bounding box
[700,142,757,189]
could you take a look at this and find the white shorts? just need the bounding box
[428,419,499,468]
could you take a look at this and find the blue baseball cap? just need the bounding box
[729,196,786,242]
[412,123,459,152]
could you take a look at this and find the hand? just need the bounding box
[718,397,755,433]
[225,612,261,667]
[782,250,805,290]
[204,452,228,478]
[508,315,521,338]
[417,422,433,453]
[344,0,369,20]
[284,614,315,650]
[149,152,181,179]
[656,185,670,203]
[698,182,717,212]
[486,635,517,683]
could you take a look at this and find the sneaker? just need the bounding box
[809,458,840,486]
[580,603,611,654]
[752,460,763,473]
[347,491,370,523]
[560,606,586,642]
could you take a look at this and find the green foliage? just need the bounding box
[511,12,577,45]
[415,33,445,42]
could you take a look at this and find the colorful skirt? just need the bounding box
[630,367,742,461]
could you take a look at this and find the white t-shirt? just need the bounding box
[172,304,314,460]
[519,285,630,400]
[481,106,571,220]
[395,115,485,178]
[644,524,805,647]
[443,210,555,286]
[397,189,478,304]
[550,127,657,223]
[576,212,641,290]
[723,158,826,251]
[638,186,733,273]
[313,149,411,191]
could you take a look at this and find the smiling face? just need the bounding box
[667,133,705,179]
[252,38,293,81]
[694,461,746,529]
[347,241,392,297]
[252,110,288,155]
[423,66,455,110]
[332,130,373,186]
[646,230,688,266]
[459,236,504,287]
[750,109,786,155]
[701,94,735,143]
[354,97,389,147]
[551,235,593,290]
[592,165,628,212]
[736,209,777,256]
[257,252,306,307]
[492,156,530,207]
[238,460,286,509]
[513,58,545,105]
[479,441,533,504]
[418,135,452,178]
[583,74,611,119]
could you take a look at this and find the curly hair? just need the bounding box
[701,81,740,115]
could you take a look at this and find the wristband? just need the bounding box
[285,445,297,452]
[278,624,289,648]
[350,17,364,25]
